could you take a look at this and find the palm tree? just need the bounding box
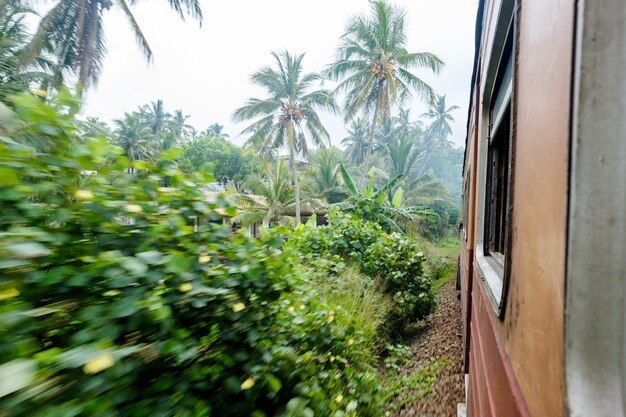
[394,108,424,139]
[341,118,369,165]
[305,147,347,203]
[27,0,202,88]
[0,0,50,103]
[142,99,169,135]
[114,112,155,172]
[170,109,193,141]
[232,161,323,228]
[406,174,450,206]
[233,50,339,224]
[205,123,229,138]
[375,116,396,151]
[417,94,460,177]
[384,134,422,180]
[79,116,112,138]
[421,94,459,141]
[326,0,443,182]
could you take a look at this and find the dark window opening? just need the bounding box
[485,104,511,263]
[484,20,514,267]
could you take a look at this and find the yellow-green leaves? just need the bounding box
[232,302,245,312]
[0,288,19,301]
[240,377,255,390]
[75,189,94,200]
[83,353,115,374]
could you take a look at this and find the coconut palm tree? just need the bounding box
[305,147,347,203]
[170,109,193,141]
[114,112,155,172]
[0,0,51,103]
[205,123,229,138]
[417,95,460,177]
[233,50,339,224]
[406,174,450,206]
[341,117,368,165]
[326,0,443,182]
[27,0,202,88]
[142,99,169,135]
[232,160,323,228]
[384,134,422,181]
[421,94,460,141]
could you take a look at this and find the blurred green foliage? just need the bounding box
[0,92,384,416]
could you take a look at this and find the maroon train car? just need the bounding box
[459,0,626,416]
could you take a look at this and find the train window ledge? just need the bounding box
[475,247,505,313]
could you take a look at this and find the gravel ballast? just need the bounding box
[386,279,465,416]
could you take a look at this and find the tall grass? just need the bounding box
[303,264,393,361]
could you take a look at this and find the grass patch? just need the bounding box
[307,264,394,360]
[381,358,451,413]
[431,258,457,292]
[411,236,460,293]
[432,237,461,259]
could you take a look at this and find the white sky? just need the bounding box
[80,0,478,148]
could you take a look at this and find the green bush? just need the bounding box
[288,211,436,329]
[418,200,460,241]
[0,92,380,416]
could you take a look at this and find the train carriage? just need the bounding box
[460,0,626,416]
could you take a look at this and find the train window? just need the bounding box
[484,21,513,270]
[475,5,515,315]
[485,103,511,261]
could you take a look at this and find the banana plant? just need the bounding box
[333,164,432,234]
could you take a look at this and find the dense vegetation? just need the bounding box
[0,0,464,415]
[289,211,436,327]
[0,92,438,416]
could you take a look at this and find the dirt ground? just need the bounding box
[386,280,465,416]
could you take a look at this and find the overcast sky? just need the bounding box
[80,0,478,148]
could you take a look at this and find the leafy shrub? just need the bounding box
[418,200,460,241]
[383,344,412,372]
[0,92,380,416]
[426,254,456,291]
[288,211,436,329]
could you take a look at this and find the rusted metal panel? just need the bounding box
[498,0,573,416]
[467,275,530,417]
[459,239,473,373]
[463,0,573,415]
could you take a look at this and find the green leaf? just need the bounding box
[7,242,51,258]
[0,168,18,186]
[265,374,282,393]
[285,397,313,417]
[391,187,404,208]
[121,257,148,276]
[0,360,36,397]
[111,298,138,318]
[338,164,359,198]
[160,147,183,161]
[136,250,164,265]
[167,254,191,275]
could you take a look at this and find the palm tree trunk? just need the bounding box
[360,94,381,188]
[288,122,301,224]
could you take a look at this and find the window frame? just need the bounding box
[474,0,516,317]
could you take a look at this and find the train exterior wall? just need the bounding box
[463,0,574,416]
